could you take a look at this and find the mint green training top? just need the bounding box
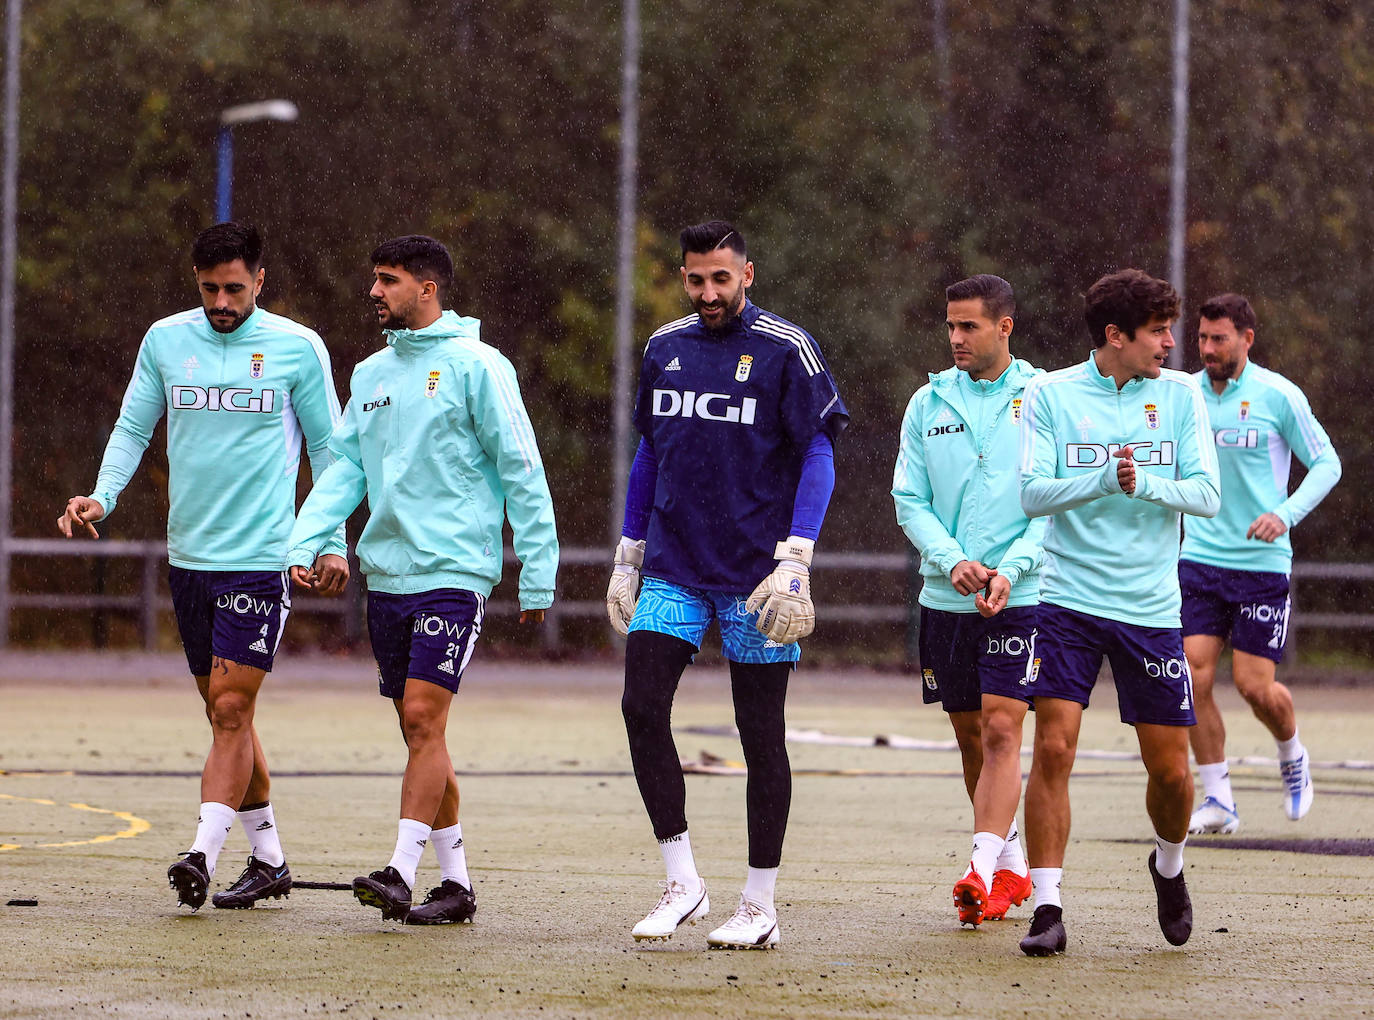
[89,305,345,570]
[893,358,1046,612]
[286,311,559,608]
[1179,362,1341,574]
[1019,352,1221,628]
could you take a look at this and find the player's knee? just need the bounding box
[398,705,444,748]
[208,691,253,733]
[1234,673,1277,707]
[1032,732,1077,777]
[1151,760,1193,798]
[981,715,1022,758]
[621,685,668,733]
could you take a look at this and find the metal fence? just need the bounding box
[5,537,1372,660]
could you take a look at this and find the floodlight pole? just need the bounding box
[1168,0,1189,368]
[215,100,298,223]
[610,0,640,545]
[0,0,21,648]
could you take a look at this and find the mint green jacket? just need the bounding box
[1020,353,1220,628]
[1180,362,1340,574]
[90,306,345,570]
[893,358,1046,612]
[287,312,558,607]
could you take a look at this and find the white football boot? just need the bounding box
[706,893,780,949]
[631,879,709,941]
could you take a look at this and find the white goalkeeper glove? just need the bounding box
[746,536,816,644]
[605,537,646,636]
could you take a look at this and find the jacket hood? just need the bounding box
[929,356,1038,391]
[385,309,481,352]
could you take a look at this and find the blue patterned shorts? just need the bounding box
[628,576,801,664]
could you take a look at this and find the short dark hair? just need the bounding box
[946,274,1015,321]
[192,222,263,271]
[370,234,454,298]
[680,220,746,261]
[1084,269,1180,348]
[1198,292,1256,334]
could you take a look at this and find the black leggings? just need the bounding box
[621,630,793,869]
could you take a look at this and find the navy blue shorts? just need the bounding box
[1030,603,1196,727]
[918,605,1037,712]
[1179,559,1291,663]
[367,589,486,699]
[168,567,291,676]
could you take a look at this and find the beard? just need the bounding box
[375,297,419,330]
[1203,356,1239,381]
[204,305,253,334]
[693,282,745,331]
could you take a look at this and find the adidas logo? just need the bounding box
[373,382,385,398]
[437,659,455,675]
[248,638,269,654]
[255,821,274,831]
[1077,415,1094,430]
[664,357,682,372]
[182,355,199,380]
[933,407,956,424]
[452,837,463,849]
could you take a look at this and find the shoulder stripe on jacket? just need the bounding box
[646,314,696,347]
[753,314,822,376]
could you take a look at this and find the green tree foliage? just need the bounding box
[6,0,1373,643]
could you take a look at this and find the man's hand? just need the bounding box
[1114,444,1136,494]
[975,574,1012,618]
[746,537,815,644]
[57,496,105,539]
[312,554,350,596]
[520,609,546,624]
[950,559,996,597]
[289,564,318,590]
[1246,512,1289,543]
[606,537,645,636]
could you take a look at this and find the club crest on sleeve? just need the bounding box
[250,352,264,379]
[1239,400,1250,422]
[1144,403,1160,430]
[426,370,441,398]
[735,354,753,382]
[1012,398,1023,423]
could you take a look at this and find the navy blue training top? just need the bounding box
[632,299,849,592]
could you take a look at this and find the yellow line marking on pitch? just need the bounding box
[0,792,151,851]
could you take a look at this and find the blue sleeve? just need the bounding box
[621,438,658,541]
[780,338,849,448]
[789,432,835,540]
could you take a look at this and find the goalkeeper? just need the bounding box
[607,220,848,950]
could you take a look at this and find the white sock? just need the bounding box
[658,830,701,888]
[431,823,470,888]
[995,817,1028,874]
[387,818,430,892]
[1277,731,1304,763]
[1153,834,1186,879]
[968,831,1004,888]
[238,803,284,867]
[743,867,778,914]
[190,801,237,877]
[1197,761,1235,810]
[1029,867,1063,910]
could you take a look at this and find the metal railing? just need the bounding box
[3,537,1372,655]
